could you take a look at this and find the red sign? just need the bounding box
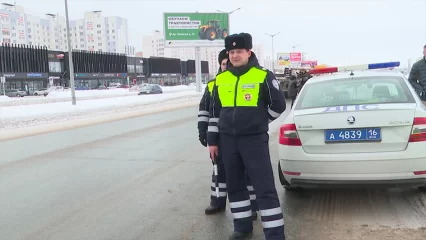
[289,53,302,62]
[301,60,318,68]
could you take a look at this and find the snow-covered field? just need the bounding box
[0,84,206,131]
[0,84,203,106]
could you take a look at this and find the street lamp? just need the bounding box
[64,0,76,105]
[216,7,241,15]
[265,32,280,72]
[290,44,300,52]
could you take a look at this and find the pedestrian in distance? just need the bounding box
[408,45,426,103]
[197,49,258,219]
[287,75,298,108]
[207,32,287,240]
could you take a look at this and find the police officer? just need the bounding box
[207,33,287,240]
[198,49,258,218]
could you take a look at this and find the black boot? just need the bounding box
[205,205,225,215]
[229,231,253,240]
[251,211,257,221]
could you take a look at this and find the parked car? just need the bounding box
[5,89,26,97]
[138,84,163,95]
[33,88,49,96]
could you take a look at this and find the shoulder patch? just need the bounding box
[272,79,280,90]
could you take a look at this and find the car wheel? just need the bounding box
[418,186,426,192]
[34,93,38,96]
[16,94,21,97]
[278,162,301,191]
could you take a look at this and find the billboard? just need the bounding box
[277,52,303,66]
[163,12,229,47]
[289,52,302,62]
[301,60,318,68]
[277,53,291,66]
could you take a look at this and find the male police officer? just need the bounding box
[207,33,287,240]
[198,49,258,218]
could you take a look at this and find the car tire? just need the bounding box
[34,93,38,96]
[418,186,426,192]
[278,162,301,191]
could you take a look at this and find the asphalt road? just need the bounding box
[1,104,426,240]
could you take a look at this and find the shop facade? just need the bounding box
[126,57,146,84]
[73,73,128,89]
[63,50,127,89]
[0,44,49,94]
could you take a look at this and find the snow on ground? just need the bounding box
[0,84,206,107]
[0,96,12,102]
[0,91,203,129]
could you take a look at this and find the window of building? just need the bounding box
[2,30,10,35]
[97,24,101,28]
[136,65,143,73]
[49,62,62,72]
[98,43,102,46]
[127,65,135,72]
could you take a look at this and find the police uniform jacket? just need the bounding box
[198,79,216,134]
[207,53,286,146]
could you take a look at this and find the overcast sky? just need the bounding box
[10,0,426,66]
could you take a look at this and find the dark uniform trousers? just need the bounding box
[201,83,258,211]
[210,144,258,213]
[220,132,284,239]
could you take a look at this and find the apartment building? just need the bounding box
[142,31,265,75]
[0,3,132,54]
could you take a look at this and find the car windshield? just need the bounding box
[141,85,154,90]
[295,76,415,110]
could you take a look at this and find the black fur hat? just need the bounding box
[218,49,228,64]
[225,33,253,51]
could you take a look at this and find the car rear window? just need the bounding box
[294,76,415,110]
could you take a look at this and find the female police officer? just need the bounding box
[207,33,287,240]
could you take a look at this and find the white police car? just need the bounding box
[277,62,426,191]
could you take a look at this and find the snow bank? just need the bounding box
[0,96,201,141]
[0,96,12,102]
[0,84,206,107]
[0,91,203,130]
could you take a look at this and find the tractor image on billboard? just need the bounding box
[199,20,228,41]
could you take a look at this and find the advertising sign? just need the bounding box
[277,53,291,66]
[290,52,302,62]
[301,60,318,68]
[163,12,229,47]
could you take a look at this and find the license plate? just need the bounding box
[324,128,381,143]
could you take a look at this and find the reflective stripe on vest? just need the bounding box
[207,81,215,96]
[215,67,267,107]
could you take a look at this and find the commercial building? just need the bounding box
[0,44,209,93]
[142,30,265,76]
[0,43,49,94]
[0,3,133,54]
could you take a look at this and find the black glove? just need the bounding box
[199,132,207,147]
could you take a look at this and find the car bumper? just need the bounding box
[278,143,426,188]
